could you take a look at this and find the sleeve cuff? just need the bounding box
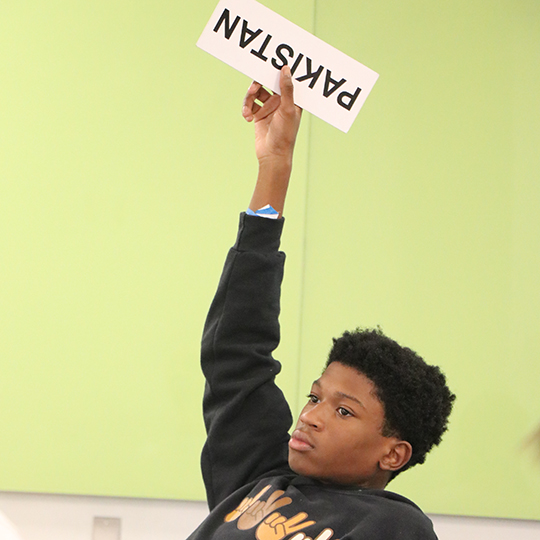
[233,212,284,253]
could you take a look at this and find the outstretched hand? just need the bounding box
[242,66,302,166]
[243,66,302,217]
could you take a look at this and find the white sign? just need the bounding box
[197,0,379,133]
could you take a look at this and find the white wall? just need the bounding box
[0,492,208,540]
[1,492,539,540]
[431,514,540,540]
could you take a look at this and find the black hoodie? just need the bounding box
[187,213,437,540]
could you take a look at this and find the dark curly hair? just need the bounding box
[326,327,455,481]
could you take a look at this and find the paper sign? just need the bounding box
[197,0,379,133]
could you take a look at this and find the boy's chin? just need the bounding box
[288,451,320,479]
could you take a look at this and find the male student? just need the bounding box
[187,66,455,540]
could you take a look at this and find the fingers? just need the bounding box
[224,485,271,523]
[253,485,272,501]
[265,490,285,505]
[242,82,274,122]
[253,94,282,122]
[269,495,293,511]
[242,66,300,122]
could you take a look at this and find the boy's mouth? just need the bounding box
[288,429,314,451]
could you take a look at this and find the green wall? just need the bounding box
[1,0,539,520]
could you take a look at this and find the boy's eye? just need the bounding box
[307,393,319,403]
[338,407,352,417]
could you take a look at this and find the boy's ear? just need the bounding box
[379,440,412,472]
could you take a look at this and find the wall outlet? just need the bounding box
[93,517,121,540]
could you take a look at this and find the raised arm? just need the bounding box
[243,65,302,217]
[200,68,302,510]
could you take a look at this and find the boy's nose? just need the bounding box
[300,406,324,430]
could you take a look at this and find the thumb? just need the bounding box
[279,65,295,108]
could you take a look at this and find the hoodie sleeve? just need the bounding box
[200,213,293,510]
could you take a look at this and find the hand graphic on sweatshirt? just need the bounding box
[237,490,292,530]
[256,512,316,540]
[224,485,271,522]
[289,529,336,540]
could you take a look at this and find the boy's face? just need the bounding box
[288,361,399,489]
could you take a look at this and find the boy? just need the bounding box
[187,66,455,540]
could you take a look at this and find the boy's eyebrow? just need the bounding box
[336,391,366,409]
[312,380,366,409]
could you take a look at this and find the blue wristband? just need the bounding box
[246,204,279,219]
